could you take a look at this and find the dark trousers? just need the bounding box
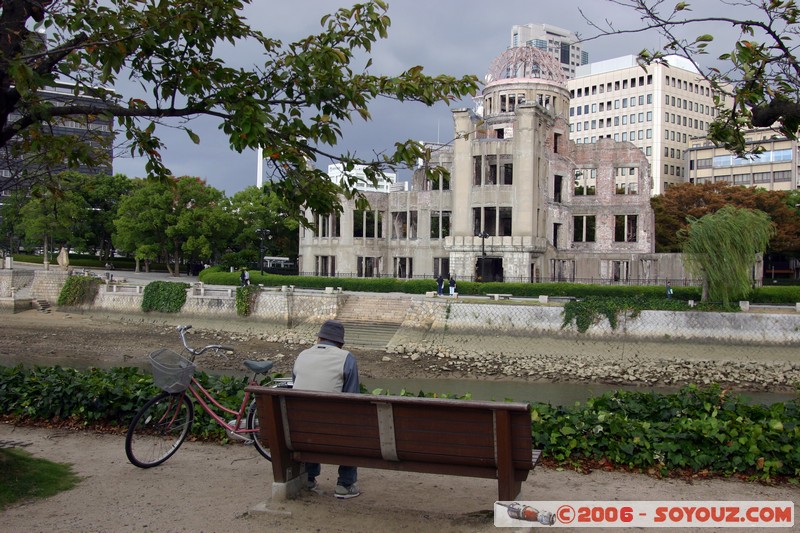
[306,462,357,487]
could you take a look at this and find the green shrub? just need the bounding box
[560,295,736,333]
[57,275,101,306]
[748,285,800,304]
[1,365,798,479]
[0,365,156,424]
[0,365,282,440]
[527,384,800,479]
[141,281,189,313]
[236,285,260,316]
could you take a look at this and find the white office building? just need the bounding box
[510,23,588,79]
[567,55,725,195]
[327,164,399,193]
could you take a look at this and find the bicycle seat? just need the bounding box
[243,360,274,374]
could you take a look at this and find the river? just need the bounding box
[360,377,797,406]
[1,351,794,406]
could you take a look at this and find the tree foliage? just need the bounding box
[0,0,478,216]
[583,1,800,155]
[113,176,233,275]
[651,182,800,254]
[681,205,775,305]
[16,173,90,255]
[228,186,299,261]
[74,172,134,260]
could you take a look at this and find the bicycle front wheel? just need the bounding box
[125,392,194,468]
[247,399,271,461]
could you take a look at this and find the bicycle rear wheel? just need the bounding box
[246,399,271,461]
[125,392,194,468]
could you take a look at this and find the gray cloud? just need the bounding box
[112,0,741,195]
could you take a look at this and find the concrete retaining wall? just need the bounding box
[9,269,800,347]
[436,301,800,345]
[0,269,35,298]
[79,283,341,327]
[0,297,32,313]
[31,270,69,301]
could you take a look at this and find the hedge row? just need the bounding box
[200,268,800,304]
[1,364,797,479]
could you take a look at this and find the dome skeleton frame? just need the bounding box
[485,47,568,85]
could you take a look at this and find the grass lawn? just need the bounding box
[0,448,80,510]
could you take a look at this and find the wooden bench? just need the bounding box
[246,386,541,501]
[487,293,513,300]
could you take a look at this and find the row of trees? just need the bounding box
[651,182,800,254]
[3,170,799,286]
[0,172,298,275]
[652,182,800,305]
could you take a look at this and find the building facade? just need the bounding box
[0,81,114,195]
[510,23,588,79]
[685,128,799,191]
[567,55,724,195]
[298,49,689,284]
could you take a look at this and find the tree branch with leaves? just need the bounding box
[0,0,479,217]
[581,0,800,155]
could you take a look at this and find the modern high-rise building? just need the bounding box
[567,55,725,195]
[510,24,588,79]
[0,80,114,194]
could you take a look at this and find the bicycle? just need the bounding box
[124,324,292,468]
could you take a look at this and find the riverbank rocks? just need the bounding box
[387,340,800,392]
[174,322,799,393]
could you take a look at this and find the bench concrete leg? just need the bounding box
[271,470,308,501]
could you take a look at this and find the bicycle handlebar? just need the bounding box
[176,324,235,357]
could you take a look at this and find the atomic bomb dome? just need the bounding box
[485,46,568,86]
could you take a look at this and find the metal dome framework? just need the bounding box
[485,47,568,85]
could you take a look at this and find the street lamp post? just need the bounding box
[256,228,272,275]
[477,231,489,281]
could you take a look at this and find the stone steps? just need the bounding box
[335,294,410,324]
[34,299,51,313]
[334,294,411,349]
[339,321,401,350]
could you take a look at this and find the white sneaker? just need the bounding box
[334,484,360,499]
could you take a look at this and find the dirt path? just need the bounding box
[1,424,797,533]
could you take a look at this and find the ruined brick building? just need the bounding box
[299,48,685,284]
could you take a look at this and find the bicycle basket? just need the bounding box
[149,348,196,393]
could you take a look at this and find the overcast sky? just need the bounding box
[110,0,739,195]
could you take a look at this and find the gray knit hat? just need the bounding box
[317,320,345,345]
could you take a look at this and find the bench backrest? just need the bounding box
[247,387,534,473]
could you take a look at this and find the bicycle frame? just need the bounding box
[183,376,259,437]
[171,324,292,437]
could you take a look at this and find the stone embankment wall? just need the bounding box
[437,302,800,345]
[11,271,800,348]
[0,269,35,298]
[79,283,341,329]
[30,270,69,302]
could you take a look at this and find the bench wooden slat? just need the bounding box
[293,452,500,479]
[247,386,540,501]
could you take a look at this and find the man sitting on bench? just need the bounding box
[292,320,361,499]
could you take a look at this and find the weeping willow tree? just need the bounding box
[681,205,776,306]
